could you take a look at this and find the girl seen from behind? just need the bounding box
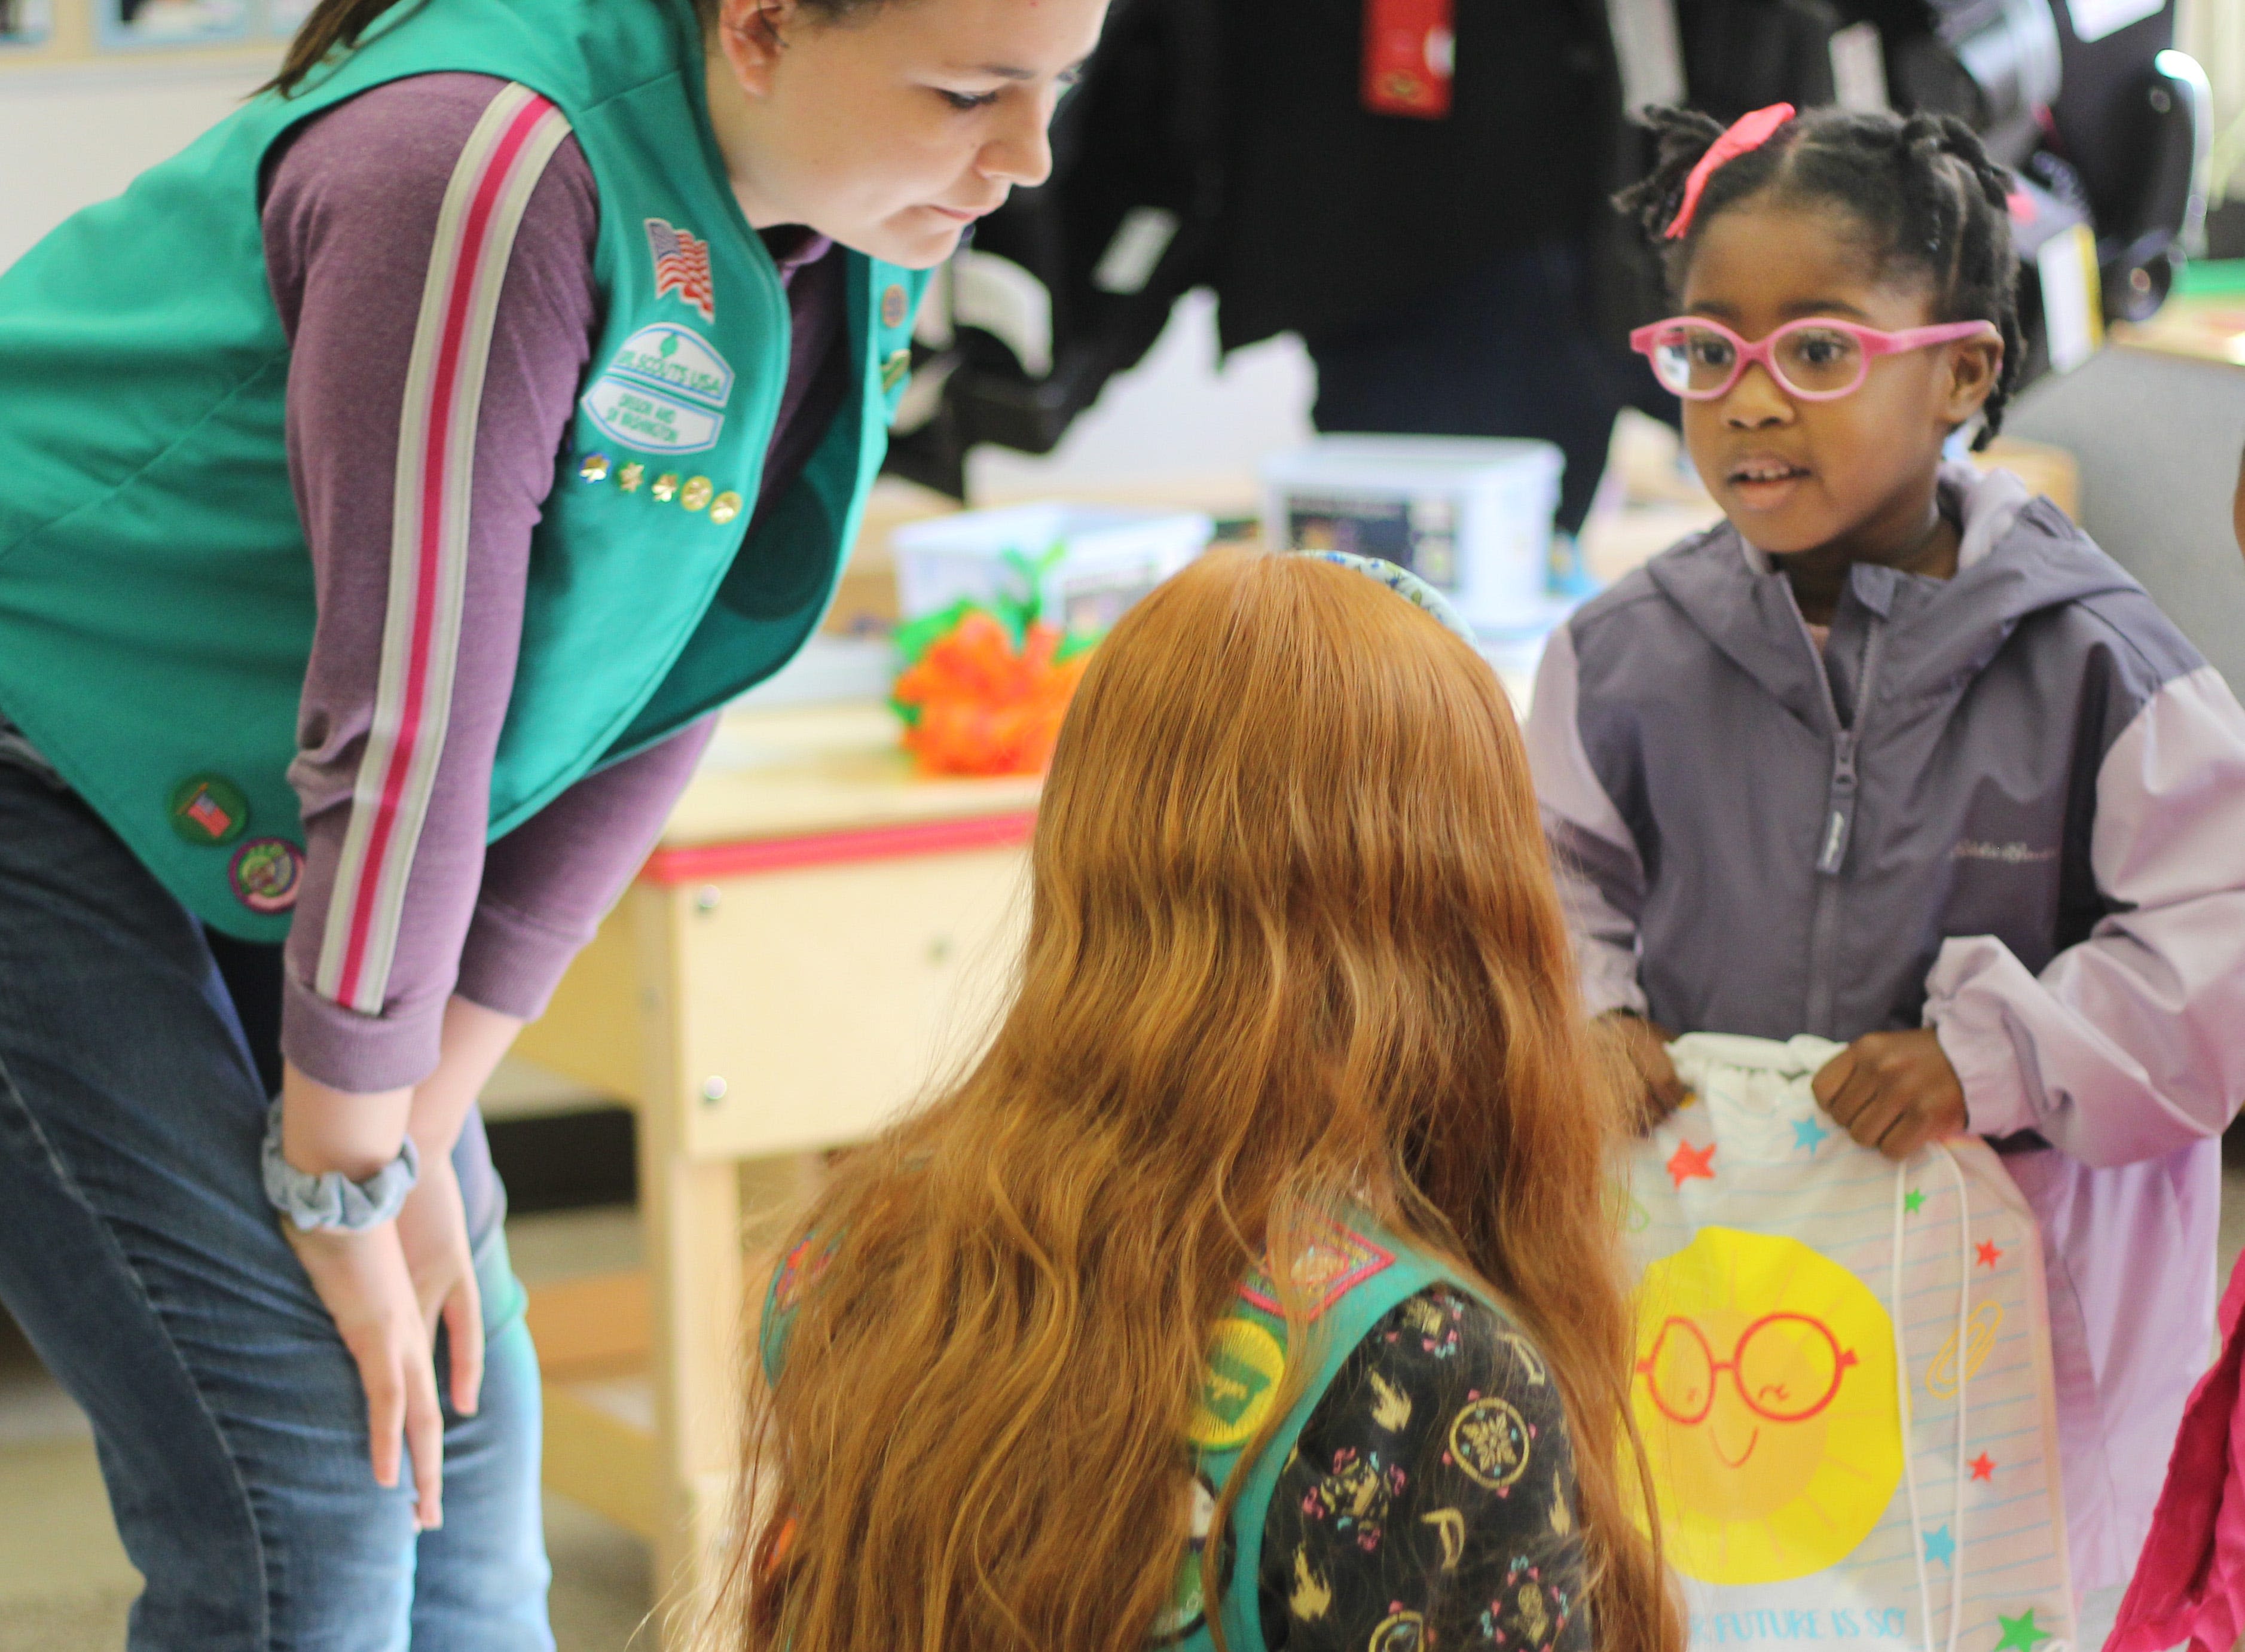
[727,551,1684,1652]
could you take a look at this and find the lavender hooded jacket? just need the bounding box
[1525,464,2245,1587]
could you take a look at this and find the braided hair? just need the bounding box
[1614,105,2025,447]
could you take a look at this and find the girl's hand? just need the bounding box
[284,1220,446,1529]
[1812,1028,1969,1161]
[273,1000,521,1524]
[1604,1011,1689,1131]
[389,998,518,1423]
[395,1150,483,1419]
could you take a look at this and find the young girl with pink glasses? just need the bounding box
[1525,102,2245,1604]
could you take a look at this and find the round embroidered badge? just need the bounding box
[167,774,249,847]
[880,282,909,328]
[1186,1316,1284,1452]
[229,837,304,914]
[1447,1394,1532,1489]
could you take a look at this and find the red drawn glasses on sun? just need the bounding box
[1637,1312,1859,1425]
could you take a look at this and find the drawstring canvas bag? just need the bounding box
[1622,1034,2076,1652]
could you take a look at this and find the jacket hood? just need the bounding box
[1638,464,2142,731]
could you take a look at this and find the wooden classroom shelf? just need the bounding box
[513,701,1036,1639]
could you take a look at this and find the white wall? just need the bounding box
[2179,0,2245,201]
[966,290,1315,506]
[0,58,274,266]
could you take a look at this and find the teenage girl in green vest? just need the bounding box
[740,551,1684,1652]
[0,0,1102,1641]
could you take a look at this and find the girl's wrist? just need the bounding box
[280,1064,414,1180]
[404,997,526,1164]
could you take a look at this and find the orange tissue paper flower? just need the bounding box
[891,610,1089,777]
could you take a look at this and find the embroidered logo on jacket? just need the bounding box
[1951,840,2059,865]
[581,323,734,455]
[646,217,716,322]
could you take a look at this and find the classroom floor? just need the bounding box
[6,1171,2244,1650]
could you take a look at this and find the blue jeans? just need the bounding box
[0,762,552,1649]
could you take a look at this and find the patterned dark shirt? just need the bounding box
[1257,1286,1589,1652]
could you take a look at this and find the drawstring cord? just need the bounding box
[1892,1146,1972,1652]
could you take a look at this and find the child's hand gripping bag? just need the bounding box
[1623,1033,2076,1652]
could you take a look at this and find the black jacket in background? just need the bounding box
[1212,0,1621,351]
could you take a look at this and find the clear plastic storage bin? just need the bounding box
[1261,436,1565,631]
[891,503,1215,637]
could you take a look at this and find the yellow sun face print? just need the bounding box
[1629,1227,1901,1584]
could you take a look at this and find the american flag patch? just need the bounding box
[646,216,716,322]
[184,790,234,839]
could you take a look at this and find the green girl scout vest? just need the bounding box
[759,1219,1478,1652]
[0,0,929,940]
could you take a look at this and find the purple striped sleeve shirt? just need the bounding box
[263,73,847,1092]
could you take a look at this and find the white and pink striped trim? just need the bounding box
[316,83,573,1016]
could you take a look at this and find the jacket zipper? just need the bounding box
[1815,729,1859,876]
[1803,617,1882,1037]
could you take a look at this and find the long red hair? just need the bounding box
[722,549,1679,1651]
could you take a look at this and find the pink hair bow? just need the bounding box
[1664,103,1796,240]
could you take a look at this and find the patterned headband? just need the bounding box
[1306,551,1477,644]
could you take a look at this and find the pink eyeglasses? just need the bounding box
[1630,316,2000,402]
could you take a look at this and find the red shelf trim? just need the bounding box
[641,809,1039,885]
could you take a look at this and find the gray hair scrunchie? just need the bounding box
[261,1099,421,1233]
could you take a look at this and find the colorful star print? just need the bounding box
[1904,1189,1927,1215]
[1994,1609,2054,1652]
[1666,1140,1717,1187]
[1970,1453,1996,1482]
[1923,1525,1956,1566]
[1976,1240,2004,1269]
[1794,1116,1831,1152]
